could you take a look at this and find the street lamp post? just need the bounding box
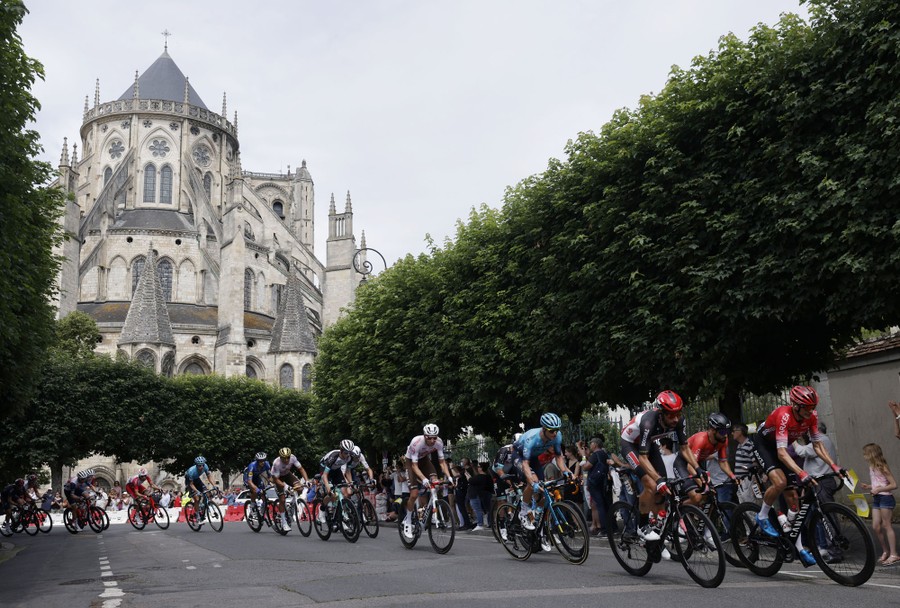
[352,247,387,285]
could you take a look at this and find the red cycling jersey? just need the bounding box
[687,431,728,462]
[759,405,823,449]
[125,475,149,498]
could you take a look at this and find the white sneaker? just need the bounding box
[317,509,327,524]
[471,525,484,531]
[703,527,715,549]
[638,525,660,542]
[541,536,553,552]
[281,516,291,531]
[499,527,508,541]
[519,511,535,531]
[661,546,672,560]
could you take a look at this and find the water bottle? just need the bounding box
[777,512,790,533]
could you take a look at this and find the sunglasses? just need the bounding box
[543,428,559,434]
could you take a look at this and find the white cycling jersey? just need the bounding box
[271,454,301,477]
[405,435,445,462]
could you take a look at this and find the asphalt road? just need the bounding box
[1,519,899,608]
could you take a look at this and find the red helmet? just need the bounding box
[655,390,683,413]
[789,385,818,408]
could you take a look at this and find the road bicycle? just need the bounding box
[398,480,455,554]
[287,483,312,537]
[244,484,296,536]
[701,480,741,568]
[309,480,361,543]
[349,481,380,538]
[730,471,875,586]
[607,475,726,588]
[183,489,223,532]
[127,493,170,530]
[494,477,589,564]
[19,501,53,535]
[63,493,107,534]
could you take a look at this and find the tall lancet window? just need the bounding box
[143,164,156,202]
[104,167,112,185]
[157,259,173,302]
[280,364,294,389]
[244,269,254,310]
[160,165,173,204]
[131,256,146,295]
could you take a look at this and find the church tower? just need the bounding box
[53,137,82,317]
[323,192,359,326]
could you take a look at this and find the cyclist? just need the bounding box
[125,467,161,508]
[492,433,522,479]
[751,385,845,565]
[402,424,454,537]
[271,447,310,531]
[62,470,97,531]
[512,413,572,531]
[243,451,277,524]
[0,478,28,534]
[676,413,738,506]
[318,440,356,524]
[346,446,376,488]
[620,390,700,541]
[185,456,216,524]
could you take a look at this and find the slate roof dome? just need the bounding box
[117,50,207,109]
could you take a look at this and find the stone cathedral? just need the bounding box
[52,47,366,393]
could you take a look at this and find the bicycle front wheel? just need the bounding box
[23,511,40,536]
[709,501,742,568]
[672,504,725,588]
[127,505,145,530]
[185,504,201,532]
[808,502,875,587]
[427,499,455,554]
[62,508,78,534]
[607,501,652,576]
[295,499,312,537]
[38,508,53,534]
[361,499,379,538]
[313,501,332,541]
[545,500,589,564]
[338,500,361,543]
[87,507,105,533]
[207,502,224,532]
[730,502,783,576]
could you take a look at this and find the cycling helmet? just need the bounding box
[255,451,267,461]
[789,385,818,408]
[513,432,523,442]
[279,447,291,460]
[26,473,38,482]
[14,478,24,487]
[194,456,207,465]
[340,439,355,452]
[138,467,149,478]
[423,424,439,437]
[655,390,683,413]
[351,446,362,457]
[540,413,562,430]
[707,412,732,432]
[77,469,94,480]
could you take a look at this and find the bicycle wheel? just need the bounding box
[808,502,876,587]
[271,503,289,536]
[154,504,170,530]
[546,500,589,564]
[708,501,742,568]
[244,501,263,532]
[313,501,332,540]
[427,499,455,554]
[185,504,201,532]
[207,502,224,532]
[494,504,532,560]
[361,499,379,538]
[296,499,312,537]
[730,502,783,576]
[38,508,53,533]
[128,505,146,530]
[607,500,652,576]
[338,500,361,543]
[671,504,725,588]
[62,508,78,534]
[398,505,420,549]
[23,510,40,536]
[85,507,103,533]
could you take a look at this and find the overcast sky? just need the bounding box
[21,0,808,269]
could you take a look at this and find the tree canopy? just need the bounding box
[312,0,900,445]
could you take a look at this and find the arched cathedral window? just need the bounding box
[157,259,173,302]
[160,165,173,204]
[273,200,284,218]
[184,363,205,375]
[203,172,212,199]
[104,166,112,186]
[246,364,257,379]
[272,283,283,312]
[301,364,312,391]
[143,164,156,202]
[131,256,146,295]
[244,269,254,310]
[280,364,294,388]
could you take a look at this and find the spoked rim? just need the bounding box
[185,504,201,531]
[153,505,170,530]
[38,508,53,534]
[427,499,455,554]
[810,502,876,587]
[207,502,224,532]
[88,507,105,533]
[494,504,532,560]
[729,502,783,576]
[338,501,361,543]
[295,499,312,537]
[546,501,590,564]
[313,501,332,541]
[127,505,146,530]
[672,504,726,588]
[606,501,652,576]
[244,501,263,532]
[361,499,379,538]
[398,506,420,549]
[62,508,78,534]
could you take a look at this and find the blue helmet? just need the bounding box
[194,456,207,465]
[540,413,562,430]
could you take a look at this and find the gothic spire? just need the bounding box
[183,77,190,104]
[71,143,78,167]
[119,245,175,347]
[360,230,367,249]
[268,268,317,355]
[345,191,352,212]
[222,92,227,116]
[60,137,69,166]
[132,71,140,99]
[84,95,89,114]
[233,110,238,134]
[94,78,100,106]
[329,193,336,214]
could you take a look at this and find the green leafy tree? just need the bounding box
[0,1,67,418]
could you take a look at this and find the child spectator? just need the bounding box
[861,443,898,565]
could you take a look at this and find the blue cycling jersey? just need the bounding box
[185,463,210,481]
[514,427,563,461]
[243,460,271,484]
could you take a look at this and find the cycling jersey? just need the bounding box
[343,453,370,473]
[687,431,728,462]
[243,460,271,485]
[620,409,687,453]
[185,464,210,481]
[758,405,823,449]
[493,444,515,474]
[125,475,150,496]
[405,435,445,463]
[271,455,302,477]
[320,449,351,471]
[1,484,25,502]
[513,428,562,461]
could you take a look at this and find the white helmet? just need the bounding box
[423,424,439,437]
[351,446,361,457]
[340,439,355,452]
[138,467,149,478]
[513,433,523,442]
